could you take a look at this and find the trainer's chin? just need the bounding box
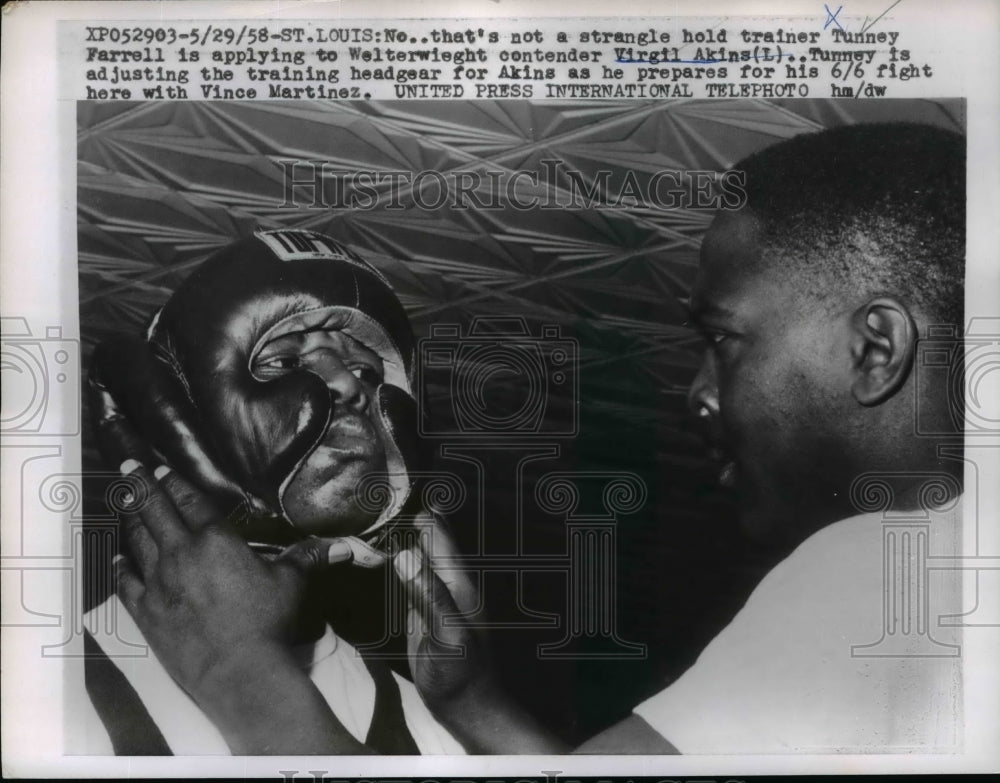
[283,457,387,537]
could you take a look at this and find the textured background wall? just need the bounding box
[78,98,965,741]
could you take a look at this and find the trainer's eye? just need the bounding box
[697,325,733,349]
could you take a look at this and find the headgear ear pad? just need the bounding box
[90,229,423,551]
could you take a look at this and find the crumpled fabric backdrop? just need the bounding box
[78,98,964,742]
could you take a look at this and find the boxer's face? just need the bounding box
[253,329,389,536]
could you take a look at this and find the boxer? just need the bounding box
[81,228,463,755]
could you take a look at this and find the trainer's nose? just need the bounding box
[687,351,720,425]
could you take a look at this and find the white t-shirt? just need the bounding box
[633,501,964,753]
[80,595,465,755]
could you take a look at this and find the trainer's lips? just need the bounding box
[708,446,738,489]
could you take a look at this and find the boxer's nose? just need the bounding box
[314,351,370,412]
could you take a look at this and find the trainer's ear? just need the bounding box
[849,296,917,406]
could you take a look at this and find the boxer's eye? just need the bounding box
[350,365,383,387]
[255,354,303,374]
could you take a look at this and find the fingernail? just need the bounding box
[112,554,125,567]
[394,548,422,581]
[153,465,172,481]
[327,539,353,564]
[120,459,142,475]
[413,509,435,527]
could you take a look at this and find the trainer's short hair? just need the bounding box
[734,122,965,325]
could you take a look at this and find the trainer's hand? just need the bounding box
[391,512,492,713]
[389,513,559,753]
[114,459,310,697]
[392,514,565,753]
[113,457,370,754]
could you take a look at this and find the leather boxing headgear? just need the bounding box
[89,229,422,560]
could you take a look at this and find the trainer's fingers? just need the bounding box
[96,411,159,473]
[120,511,158,581]
[114,554,145,617]
[405,606,426,661]
[119,459,187,550]
[413,512,479,617]
[394,547,464,643]
[152,465,226,532]
[275,537,355,573]
[412,510,462,559]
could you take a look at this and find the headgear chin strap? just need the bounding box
[89,229,423,562]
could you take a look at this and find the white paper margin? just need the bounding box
[2,0,998,777]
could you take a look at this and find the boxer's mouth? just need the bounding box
[320,412,380,456]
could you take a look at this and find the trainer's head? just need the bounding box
[687,123,965,542]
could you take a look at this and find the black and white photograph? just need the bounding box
[72,96,971,758]
[1,1,998,778]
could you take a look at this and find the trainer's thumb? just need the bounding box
[393,547,462,641]
[275,537,355,573]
